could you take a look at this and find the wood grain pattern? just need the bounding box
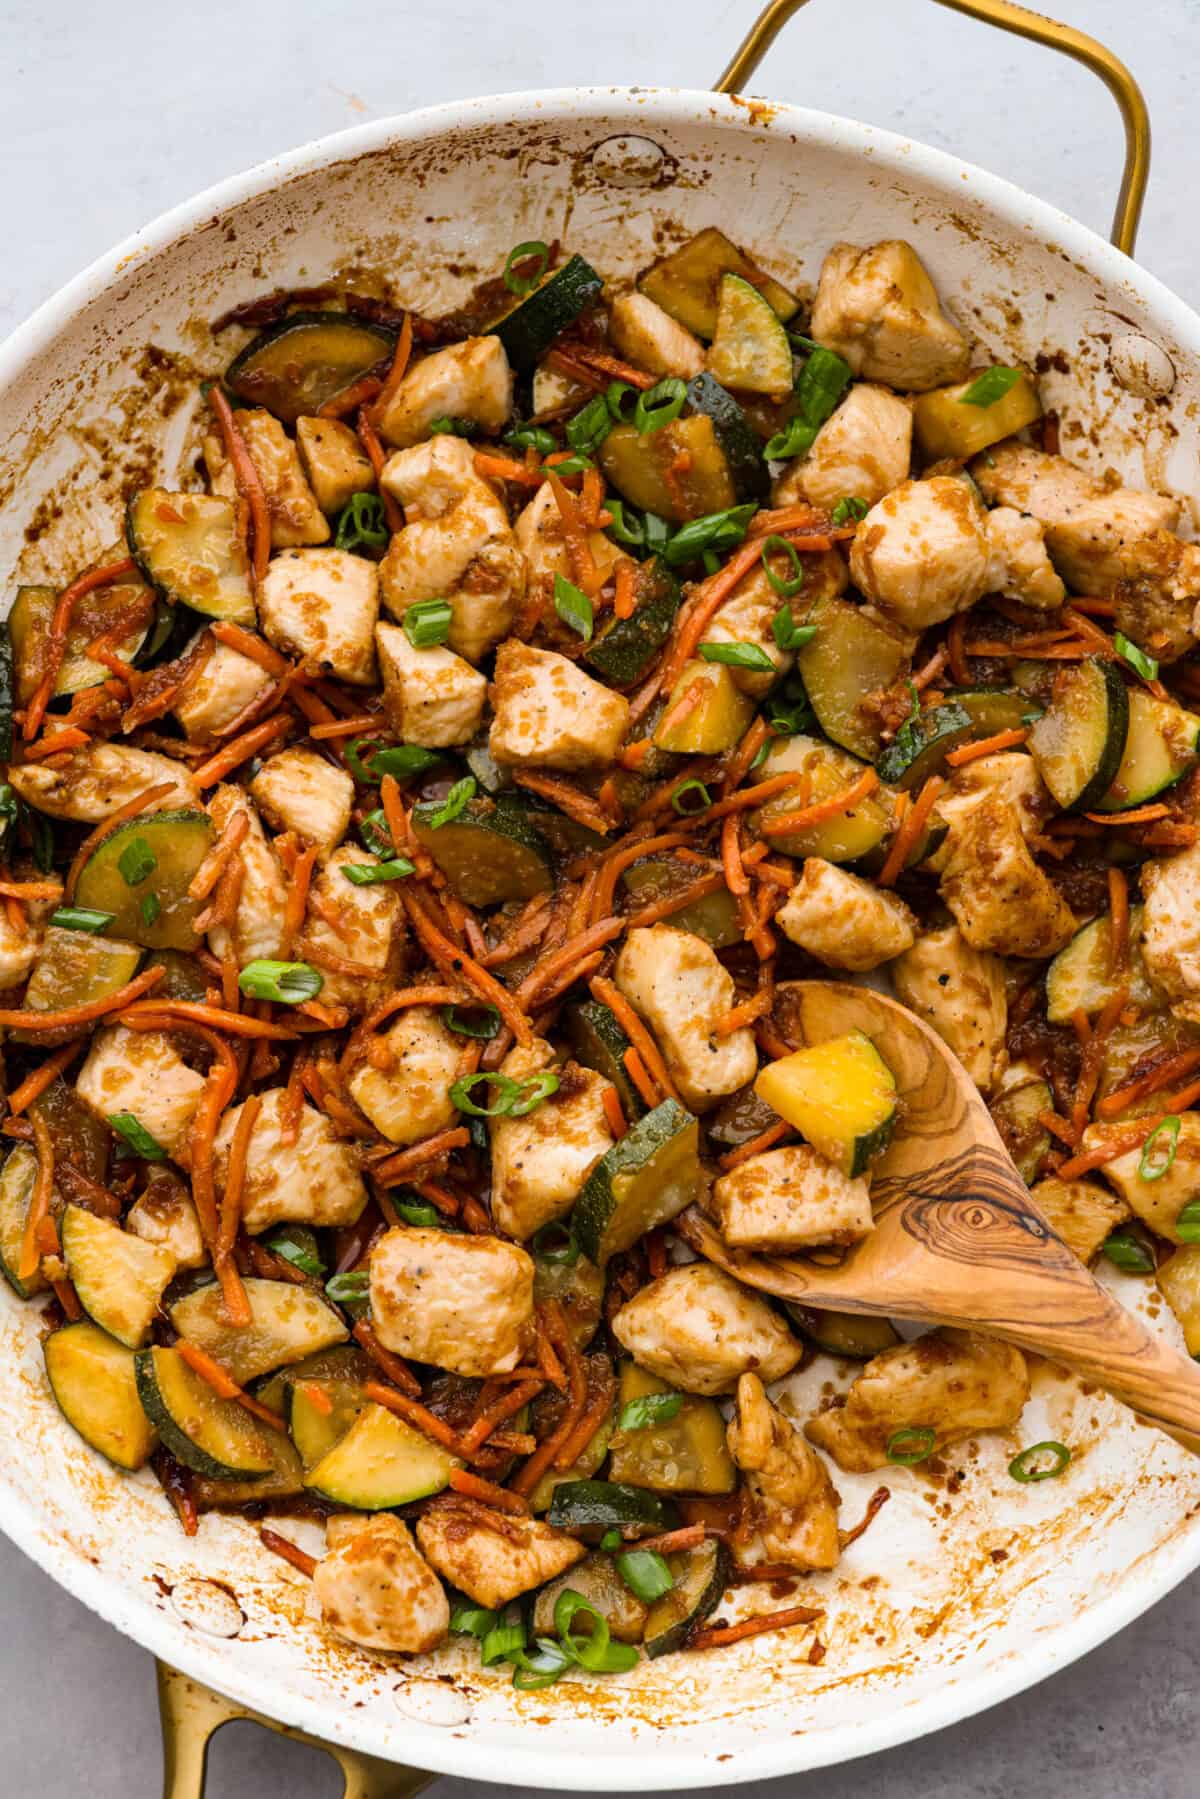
[686,981,1200,1454]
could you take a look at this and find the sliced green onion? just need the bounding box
[450,1605,498,1637]
[548,453,593,477]
[643,512,671,555]
[504,423,556,455]
[599,1528,623,1551]
[760,535,806,598]
[340,856,414,885]
[441,1002,501,1040]
[503,240,550,296]
[615,1549,674,1603]
[108,1112,167,1161]
[509,1071,560,1116]
[140,893,161,927]
[403,598,453,649]
[1138,1115,1180,1182]
[772,607,816,652]
[334,492,389,552]
[265,1233,326,1277]
[605,380,638,423]
[960,366,1023,407]
[618,1392,683,1431]
[763,347,852,460]
[428,416,475,437]
[449,1072,523,1118]
[554,573,594,641]
[117,837,156,886]
[481,1618,527,1665]
[749,738,771,770]
[1114,631,1159,682]
[511,1639,572,1690]
[554,1590,639,1673]
[530,1221,580,1266]
[325,1271,370,1304]
[671,778,712,815]
[702,549,721,576]
[698,640,775,673]
[831,495,869,527]
[566,395,613,455]
[662,502,756,567]
[395,1199,440,1227]
[1177,1198,1200,1243]
[238,959,324,1005]
[886,1425,936,1466]
[359,807,394,856]
[25,805,54,875]
[345,739,432,784]
[425,777,476,829]
[1102,1227,1157,1274]
[49,906,115,933]
[605,499,645,548]
[1008,1440,1071,1483]
[787,331,819,353]
[633,377,687,436]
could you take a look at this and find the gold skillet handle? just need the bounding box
[714,0,1150,255]
[157,1662,431,1799]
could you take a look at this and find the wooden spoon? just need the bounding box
[680,980,1200,1452]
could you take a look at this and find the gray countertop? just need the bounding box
[3,0,1198,1791]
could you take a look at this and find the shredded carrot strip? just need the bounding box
[690,1604,823,1651]
[553,1377,618,1471]
[945,613,971,687]
[714,989,773,1036]
[402,889,533,1045]
[260,1527,318,1577]
[448,1468,530,1513]
[1107,865,1130,974]
[23,728,91,761]
[514,916,625,1012]
[590,975,682,1105]
[370,1127,472,1184]
[317,372,383,419]
[280,843,318,959]
[209,387,271,584]
[602,1087,628,1138]
[718,1118,794,1170]
[0,879,61,904]
[720,812,750,898]
[192,712,292,787]
[368,312,414,422]
[297,1380,334,1417]
[759,768,880,836]
[1038,1109,1080,1148]
[23,558,136,742]
[413,1179,460,1218]
[215,1091,260,1324]
[513,771,615,836]
[746,503,830,538]
[613,559,637,621]
[1054,1119,1161,1179]
[18,1110,56,1283]
[1083,803,1170,827]
[63,781,178,901]
[473,450,544,486]
[352,1320,422,1398]
[722,716,770,795]
[209,621,288,676]
[944,727,1028,766]
[592,830,692,925]
[702,769,811,823]
[658,532,825,699]
[656,676,707,743]
[623,872,726,931]
[555,343,656,389]
[176,1340,285,1431]
[1096,1047,1200,1120]
[356,407,404,532]
[118,1000,296,1040]
[877,776,944,888]
[623,1047,662,1109]
[7,1040,86,1118]
[631,1523,708,1556]
[0,964,164,1034]
[510,1304,588,1494]
[188,810,249,902]
[459,1378,545,1456]
[547,471,601,595]
[364,1380,463,1451]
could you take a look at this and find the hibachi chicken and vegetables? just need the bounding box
[3,226,1200,1679]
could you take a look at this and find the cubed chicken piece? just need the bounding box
[489,641,630,772]
[1141,838,1200,1000]
[258,548,378,685]
[205,786,289,966]
[1029,1176,1130,1263]
[805,1328,1029,1472]
[1089,1114,1200,1243]
[970,440,1179,596]
[938,794,1076,959]
[301,847,400,1013]
[213,1087,367,1234]
[1114,530,1200,664]
[779,382,912,514]
[778,859,916,971]
[204,410,328,547]
[513,481,624,594]
[609,291,705,379]
[8,744,196,822]
[376,336,513,449]
[612,1263,802,1396]
[809,240,970,391]
[713,1145,873,1251]
[490,1039,614,1240]
[375,620,487,748]
[173,637,272,742]
[249,746,354,849]
[0,903,45,990]
[370,1228,535,1377]
[849,476,990,632]
[891,924,1008,1093]
[346,1004,462,1145]
[984,507,1066,611]
[76,1026,206,1162]
[929,751,1050,868]
[416,1498,585,1609]
[125,1171,208,1271]
[314,1515,449,1654]
[728,1374,840,1570]
[614,924,757,1111]
[379,436,524,663]
[295,415,376,516]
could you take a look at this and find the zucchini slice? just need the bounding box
[489,254,604,371]
[410,796,554,907]
[61,1205,176,1349]
[621,857,741,949]
[225,311,396,424]
[989,1079,1052,1186]
[0,1148,44,1298]
[462,741,511,796]
[755,1030,897,1179]
[1092,688,1200,813]
[754,736,893,863]
[287,1370,369,1468]
[135,1346,276,1480]
[913,370,1041,461]
[73,810,214,952]
[642,1538,730,1658]
[653,660,756,754]
[572,1098,702,1266]
[10,574,151,704]
[785,1305,901,1360]
[565,999,648,1124]
[15,928,142,1043]
[304,1401,458,1507]
[793,594,911,760]
[876,701,975,790]
[1157,1246,1200,1358]
[941,687,1042,735]
[533,1553,649,1643]
[127,489,255,624]
[685,373,770,503]
[546,1478,680,1536]
[170,1277,348,1385]
[44,1322,157,1472]
[638,228,798,340]
[1045,905,1158,1024]
[531,1244,607,1353]
[607,1364,736,1495]
[528,1401,615,1514]
[191,1431,306,1507]
[584,558,681,688]
[707,275,794,397]
[1026,658,1129,810]
[598,416,737,524]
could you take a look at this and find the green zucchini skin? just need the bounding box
[1090,687,1200,812]
[583,558,681,688]
[1026,657,1129,811]
[0,622,14,763]
[45,1322,157,1472]
[685,373,770,503]
[490,256,604,371]
[876,702,973,789]
[74,808,214,951]
[224,311,396,423]
[134,1346,274,1480]
[643,1538,730,1658]
[941,687,1042,734]
[571,1097,701,1266]
[410,796,554,906]
[565,1000,647,1123]
[546,1478,681,1534]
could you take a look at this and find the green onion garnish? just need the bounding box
[554,573,594,641]
[428,416,475,437]
[1177,1198,1200,1242]
[425,776,476,829]
[441,1002,501,1040]
[605,499,645,548]
[831,496,869,527]
[762,346,852,460]
[1114,631,1159,682]
[960,366,1023,407]
[702,549,721,576]
[345,740,443,786]
[886,1425,937,1466]
[140,893,161,927]
[395,1199,440,1227]
[340,857,414,885]
[117,837,156,886]
[634,377,687,436]
[1008,1440,1071,1483]
[403,598,453,649]
[599,1528,623,1551]
[325,1271,370,1304]
[265,1233,326,1277]
[760,534,806,598]
[698,640,775,673]
[662,503,756,567]
[553,1590,639,1673]
[511,1640,572,1690]
[237,959,324,1005]
[480,1619,527,1665]
[359,807,394,856]
[644,513,671,554]
[618,1392,683,1431]
[26,806,54,874]
[671,778,712,815]
[615,1549,674,1603]
[450,1606,498,1637]
[1102,1227,1156,1274]
[450,1069,559,1118]
[530,1221,580,1266]
[772,606,816,652]
[49,906,115,933]
[334,492,389,552]
[1138,1115,1180,1182]
[504,423,556,455]
[503,240,550,296]
[547,453,593,477]
[510,1071,560,1115]
[108,1112,167,1161]
[566,395,613,455]
[605,380,638,424]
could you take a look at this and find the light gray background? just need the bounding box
[3,0,1198,1791]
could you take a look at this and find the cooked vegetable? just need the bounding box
[528,1403,616,1515]
[225,311,395,423]
[1090,689,1200,812]
[286,1369,369,1468]
[707,275,794,396]
[489,254,604,370]
[793,593,911,759]
[1157,1245,1200,1356]
[14,928,142,1042]
[607,1365,736,1494]
[565,999,648,1124]
[44,1322,157,1471]
[638,228,798,340]
[572,1098,702,1265]
[583,559,681,688]
[0,1149,44,1299]
[786,1306,902,1359]
[9,577,150,703]
[642,1539,730,1657]
[73,810,213,951]
[912,369,1040,459]
[126,489,255,623]
[652,660,756,754]
[60,1205,176,1349]
[305,1402,459,1507]
[685,374,770,503]
[134,1346,275,1480]
[620,857,741,949]
[170,1278,347,1384]
[599,416,737,524]
[754,736,893,863]
[1045,906,1157,1023]
[410,796,554,906]
[546,1479,680,1536]
[942,687,1042,736]
[755,1030,897,1178]
[877,702,973,790]
[1026,658,1129,811]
